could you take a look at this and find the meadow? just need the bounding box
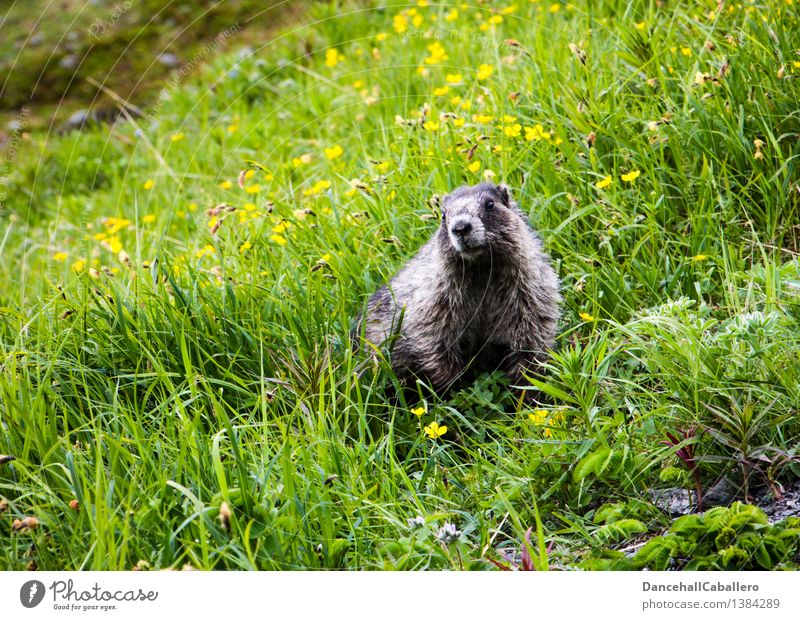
[1,0,799,570]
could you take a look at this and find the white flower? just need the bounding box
[436,522,461,544]
[407,515,425,529]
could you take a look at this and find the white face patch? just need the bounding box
[447,213,487,254]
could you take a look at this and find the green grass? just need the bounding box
[1,0,799,570]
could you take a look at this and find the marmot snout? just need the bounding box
[355,182,561,394]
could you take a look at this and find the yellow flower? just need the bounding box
[472,114,493,124]
[477,63,494,80]
[270,234,287,246]
[239,241,252,253]
[423,120,439,132]
[142,214,156,223]
[452,117,465,127]
[445,9,458,21]
[433,85,449,97]
[524,124,551,141]
[411,406,426,418]
[376,160,391,173]
[503,123,522,138]
[245,184,260,194]
[72,259,86,273]
[393,14,408,33]
[292,154,312,167]
[325,48,344,68]
[324,144,343,160]
[143,179,154,190]
[595,175,612,189]
[272,221,290,234]
[424,42,448,65]
[195,244,216,259]
[104,237,123,254]
[680,47,692,57]
[528,409,548,424]
[549,4,561,13]
[375,32,388,42]
[103,217,131,234]
[691,254,709,262]
[502,115,517,123]
[304,180,331,196]
[621,169,641,183]
[227,124,238,133]
[579,312,595,322]
[412,14,423,27]
[445,73,463,85]
[424,421,447,439]
[53,252,68,262]
[219,180,233,189]
[171,132,185,142]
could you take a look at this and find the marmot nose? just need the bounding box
[451,220,472,237]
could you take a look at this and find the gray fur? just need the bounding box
[356,182,561,392]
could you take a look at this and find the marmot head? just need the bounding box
[438,182,525,260]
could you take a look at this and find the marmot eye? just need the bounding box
[484,199,495,210]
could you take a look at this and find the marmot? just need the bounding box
[355,182,561,394]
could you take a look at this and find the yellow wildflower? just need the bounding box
[691,254,709,262]
[195,244,216,259]
[424,42,448,65]
[468,161,481,173]
[72,259,86,273]
[219,180,233,189]
[595,175,612,189]
[270,234,287,246]
[477,63,494,80]
[433,85,450,96]
[579,312,595,322]
[245,184,260,194]
[621,169,641,183]
[304,180,331,196]
[142,214,156,223]
[325,48,344,68]
[143,179,154,190]
[411,406,425,418]
[53,252,68,262]
[445,9,458,21]
[171,132,185,142]
[424,421,447,439]
[472,114,493,123]
[324,145,343,160]
[393,14,408,33]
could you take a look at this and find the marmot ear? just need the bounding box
[496,184,511,206]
